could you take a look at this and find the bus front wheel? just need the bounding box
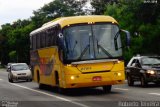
[103,85,112,93]
[55,72,67,94]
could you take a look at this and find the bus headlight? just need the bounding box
[147,70,155,75]
[114,72,121,76]
[117,73,121,76]
[70,76,75,80]
[67,64,72,67]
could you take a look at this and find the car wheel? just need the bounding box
[30,79,32,82]
[155,82,160,85]
[27,79,32,82]
[9,78,13,83]
[127,75,134,86]
[8,73,13,83]
[141,76,147,87]
[10,79,13,83]
[103,85,112,93]
[8,77,11,82]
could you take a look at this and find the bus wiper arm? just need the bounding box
[96,40,113,58]
[98,45,113,58]
[78,44,90,60]
[78,36,92,60]
[114,30,120,50]
[72,40,77,53]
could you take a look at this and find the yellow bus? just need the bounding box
[30,15,130,93]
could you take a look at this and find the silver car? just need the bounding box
[8,63,32,82]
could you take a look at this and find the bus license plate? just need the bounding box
[92,76,102,81]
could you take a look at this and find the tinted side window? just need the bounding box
[136,60,141,68]
[131,59,137,66]
[31,25,60,49]
[36,34,41,49]
[131,59,141,68]
[30,36,33,50]
[46,30,50,47]
[40,31,46,48]
[33,35,36,50]
[46,26,59,47]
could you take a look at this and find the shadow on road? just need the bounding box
[33,85,121,97]
[10,80,32,83]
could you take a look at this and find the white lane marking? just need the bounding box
[10,83,89,107]
[0,79,3,81]
[114,88,129,91]
[149,93,160,96]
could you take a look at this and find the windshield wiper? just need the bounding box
[96,39,113,58]
[114,30,120,50]
[78,36,92,60]
[78,44,90,60]
[72,40,77,53]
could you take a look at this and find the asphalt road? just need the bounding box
[0,68,160,107]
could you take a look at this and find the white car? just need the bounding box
[8,63,32,82]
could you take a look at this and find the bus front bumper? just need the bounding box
[62,72,125,88]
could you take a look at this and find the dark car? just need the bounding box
[126,55,160,87]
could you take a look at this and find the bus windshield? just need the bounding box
[63,23,122,61]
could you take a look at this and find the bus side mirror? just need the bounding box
[58,33,65,49]
[121,29,131,47]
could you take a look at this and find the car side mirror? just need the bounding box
[7,66,11,72]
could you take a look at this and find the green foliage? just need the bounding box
[104,0,160,63]
[31,0,87,28]
[91,0,118,15]
[0,0,159,65]
[9,51,17,62]
[0,0,87,65]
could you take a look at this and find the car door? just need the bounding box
[133,59,142,80]
[126,59,137,79]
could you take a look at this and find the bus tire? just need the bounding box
[37,71,44,89]
[103,85,112,93]
[58,88,67,94]
[39,83,45,89]
[55,71,59,86]
[55,71,66,94]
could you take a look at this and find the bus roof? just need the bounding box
[30,15,118,35]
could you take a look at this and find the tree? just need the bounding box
[31,0,87,28]
[0,19,34,65]
[104,0,160,63]
[0,0,88,65]
[91,0,118,15]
